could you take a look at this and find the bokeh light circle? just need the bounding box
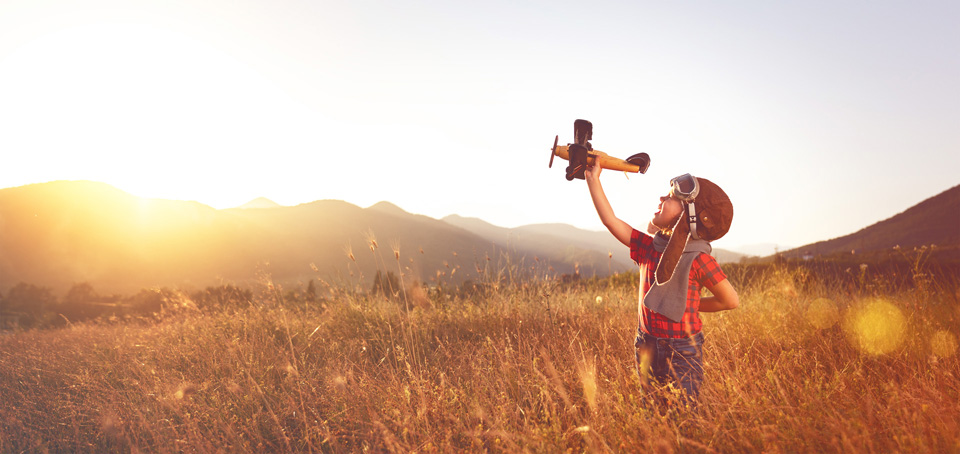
[806,297,839,330]
[847,299,906,355]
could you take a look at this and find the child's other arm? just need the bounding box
[699,279,739,312]
[585,159,633,246]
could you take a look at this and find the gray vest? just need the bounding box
[643,234,712,322]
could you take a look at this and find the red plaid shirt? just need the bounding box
[629,229,727,338]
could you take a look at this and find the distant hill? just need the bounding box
[782,184,960,258]
[237,197,281,209]
[0,182,594,295]
[442,216,634,274]
[367,201,410,217]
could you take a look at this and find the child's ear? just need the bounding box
[656,216,689,284]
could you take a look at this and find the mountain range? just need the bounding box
[0,181,631,294]
[0,181,956,295]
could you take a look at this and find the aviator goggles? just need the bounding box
[669,173,702,239]
[669,173,700,202]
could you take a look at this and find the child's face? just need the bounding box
[652,194,684,230]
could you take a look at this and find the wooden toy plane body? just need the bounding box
[551,144,641,173]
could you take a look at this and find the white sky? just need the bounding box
[1,0,957,252]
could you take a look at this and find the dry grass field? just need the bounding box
[1,248,959,453]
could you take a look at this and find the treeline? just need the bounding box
[0,270,527,331]
[0,283,257,330]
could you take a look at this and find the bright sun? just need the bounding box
[1,22,322,208]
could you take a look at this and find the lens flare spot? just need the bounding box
[847,299,905,355]
[930,330,958,358]
[806,297,839,330]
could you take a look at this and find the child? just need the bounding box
[584,159,739,405]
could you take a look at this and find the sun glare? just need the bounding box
[1,22,322,209]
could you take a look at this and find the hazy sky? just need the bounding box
[1,0,957,252]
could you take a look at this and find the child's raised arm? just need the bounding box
[585,159,634,247]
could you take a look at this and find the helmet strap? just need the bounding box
[686,202,700,240]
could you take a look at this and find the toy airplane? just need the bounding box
[549,119,650,180]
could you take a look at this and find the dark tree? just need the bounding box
[306,280,318,302]
[2,282,56,327]
[371,271,400,297]
[59,282,101,321]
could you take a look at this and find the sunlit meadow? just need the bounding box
[1,244,958,453]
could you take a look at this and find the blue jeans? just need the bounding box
[634,330,705,403]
